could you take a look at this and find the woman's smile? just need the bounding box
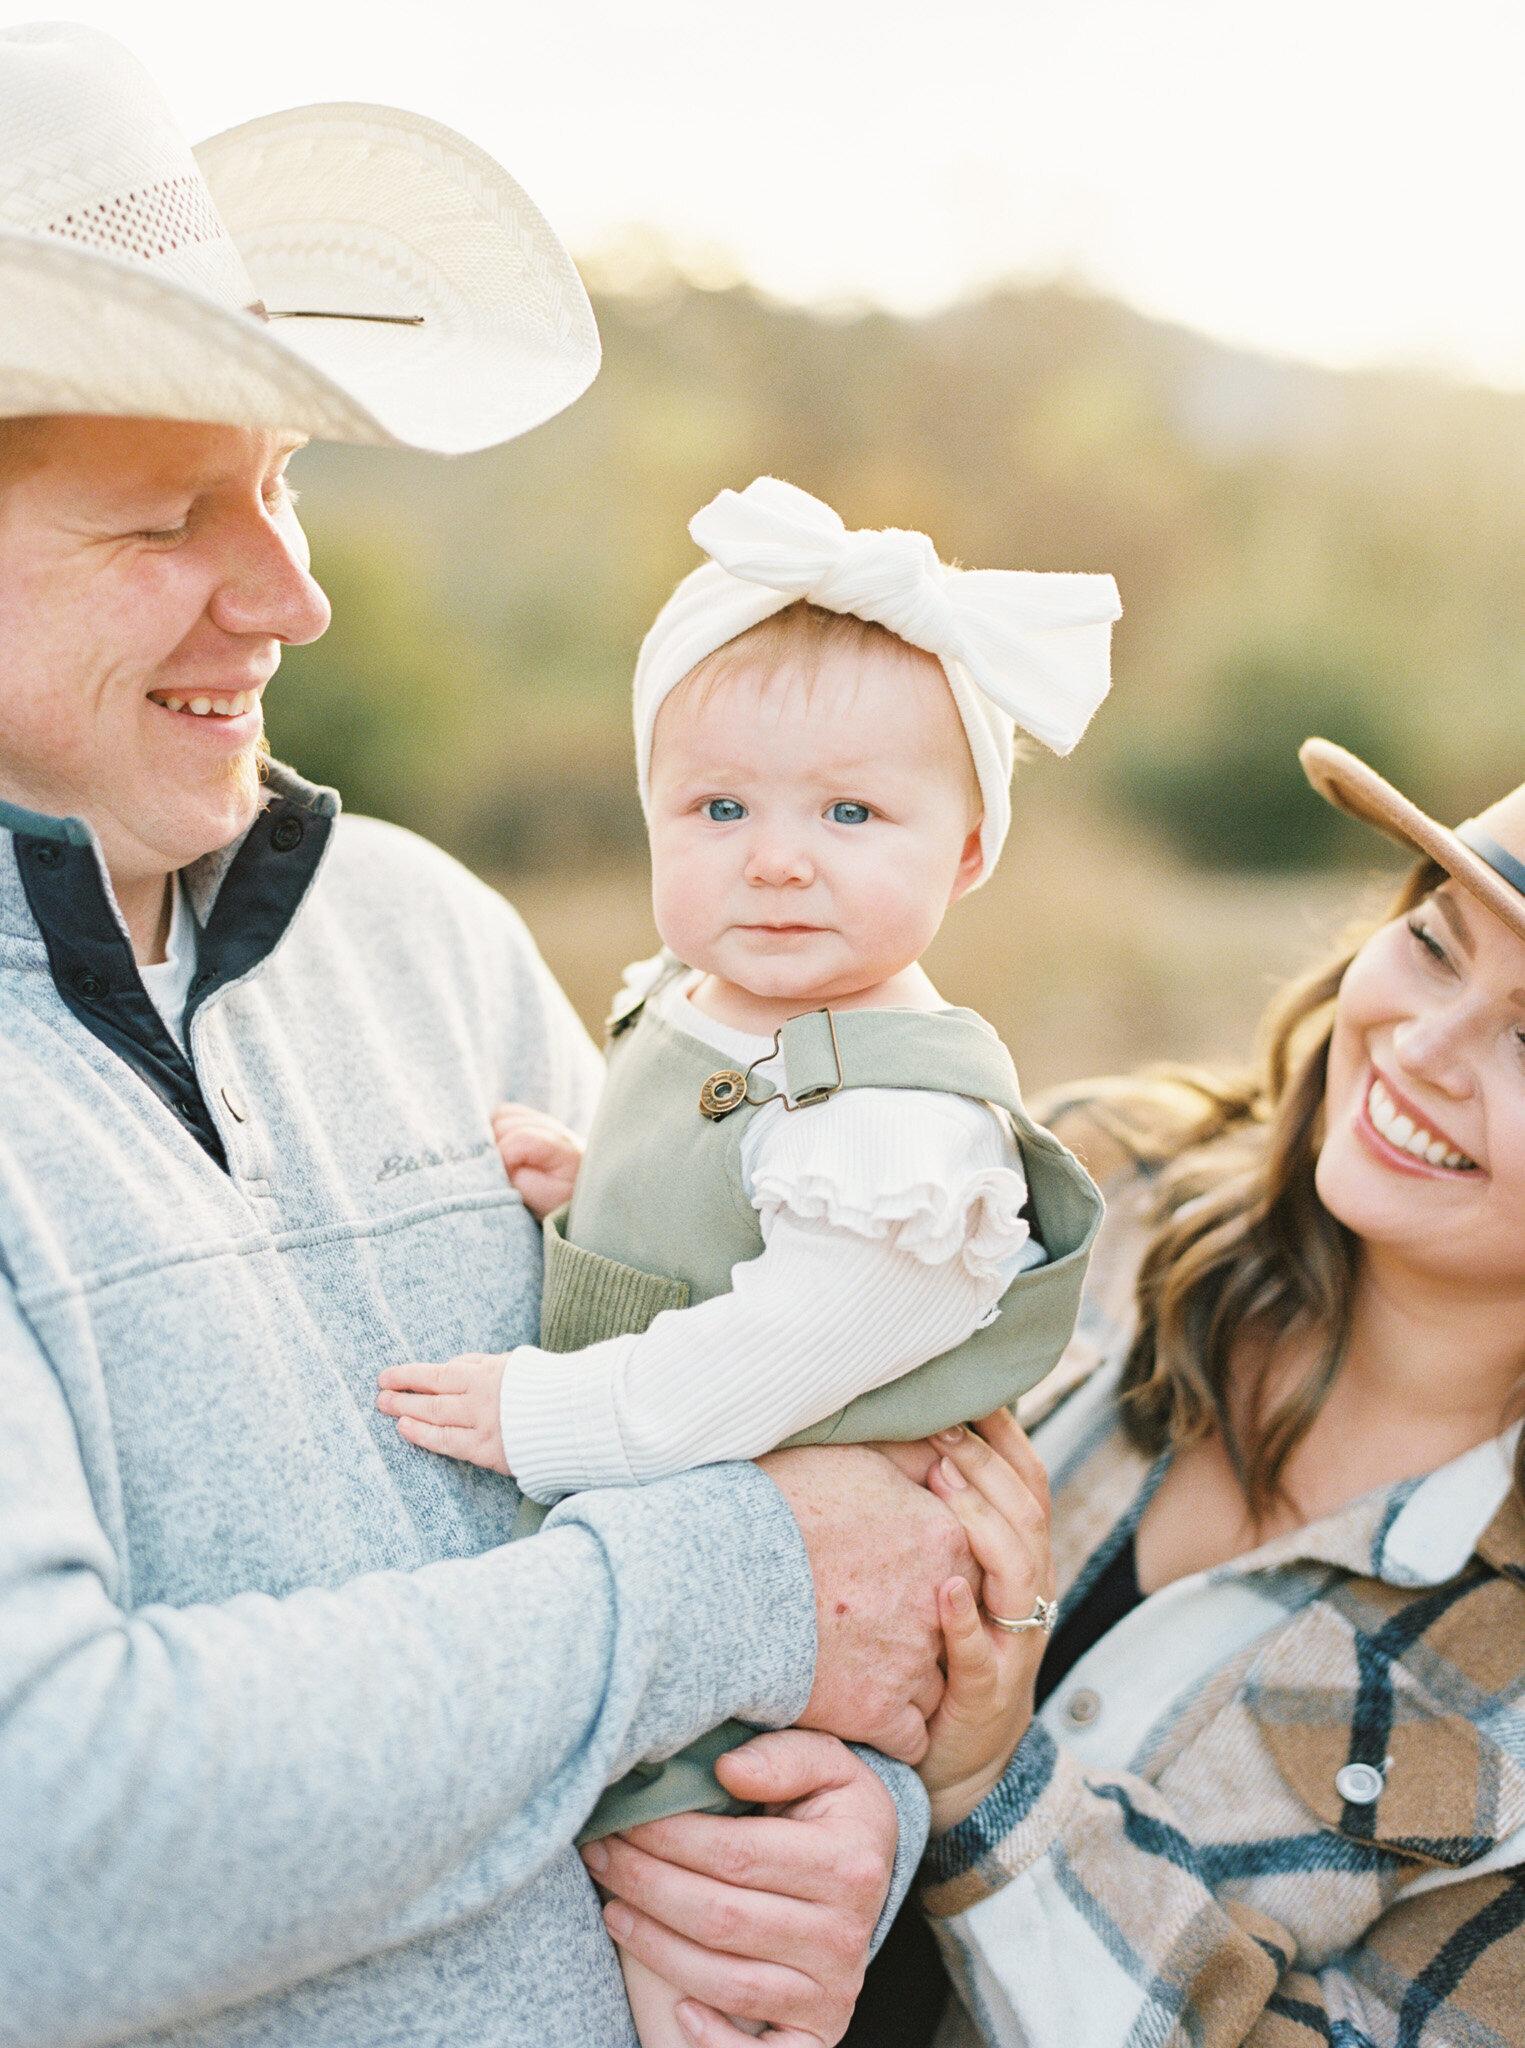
[1356,1069,1479,1176]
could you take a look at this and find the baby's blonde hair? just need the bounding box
[669,600,983,826]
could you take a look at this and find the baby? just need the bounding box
[378,476,1119,2044]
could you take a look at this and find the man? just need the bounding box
[0,26,975,2048]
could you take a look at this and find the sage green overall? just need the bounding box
[516,960,1104,1841]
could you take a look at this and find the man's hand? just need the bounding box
[376,1353,511,1472]
[757,1446,977,1766]
[583,1730,896,2047]
[491,1101,584,1221]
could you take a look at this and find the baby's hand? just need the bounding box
[377,1354,511,1473]
[491,1102,584,1221]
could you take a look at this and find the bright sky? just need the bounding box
[13,0,1525,385]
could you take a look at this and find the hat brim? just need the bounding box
[1300,737,1525,945]
[0,103,599,455]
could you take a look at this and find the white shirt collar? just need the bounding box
[1375,1422,1522,1586]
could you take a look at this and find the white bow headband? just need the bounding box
[633,477,1121,884]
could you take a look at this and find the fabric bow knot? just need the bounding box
[688,477,1121,758]
[632,475,1121,886]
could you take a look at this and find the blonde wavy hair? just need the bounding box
[1075,856,1524,1516]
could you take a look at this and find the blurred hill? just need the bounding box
[278,268,1525,866]
[270,267,1525,1080]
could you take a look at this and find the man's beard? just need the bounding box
[218,728,271,815]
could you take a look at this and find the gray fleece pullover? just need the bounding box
[0,782,924,2047]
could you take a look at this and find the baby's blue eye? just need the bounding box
[828,801,871,825]
[705,798,746,822]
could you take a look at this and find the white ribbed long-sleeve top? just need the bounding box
[499,974,1043,1502]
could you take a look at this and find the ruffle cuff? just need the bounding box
[752,1163,1032,1284]
[746,1090,1035,1283]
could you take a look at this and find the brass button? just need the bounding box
[221,1085,247,1123]
[699,1069,747,1120]
[1065,1687,1101,1727]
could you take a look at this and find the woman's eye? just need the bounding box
[828,801,871,825]
[704,798,746,823]
[1406,917,1448,965]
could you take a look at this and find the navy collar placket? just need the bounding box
[1,765,336,1169]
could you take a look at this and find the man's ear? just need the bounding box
[946,823,985,906]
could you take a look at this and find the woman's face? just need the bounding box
[1318,880,1525,1290]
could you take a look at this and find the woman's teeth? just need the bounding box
[157,690,255,718]
[1366,1076,1475,1169]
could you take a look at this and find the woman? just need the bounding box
[895,737,1525,2046]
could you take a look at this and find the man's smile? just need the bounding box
[147,686,263,721]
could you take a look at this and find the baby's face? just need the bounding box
[647,636,982,1010]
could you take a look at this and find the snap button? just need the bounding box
[74,971,108,1001]
[32,843,62,868]
[1065,1687,1101,1728]
[699,1069,748,1120]
[1335,1761,1387,1805]
[270,814,304,853]
[221,1085,247,1123]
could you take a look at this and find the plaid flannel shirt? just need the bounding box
[923,1123,1525,2048]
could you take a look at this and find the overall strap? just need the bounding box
[759,1005,1022,1116]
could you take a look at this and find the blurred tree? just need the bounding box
[264,538,478,837]
[1110,653,1406,869]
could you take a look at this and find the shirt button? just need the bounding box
[1066,1688,1101,1727]
[270,815,304,853]
[75,971,109,1001]
[1335,1762,1387,1804]
[221,1085,247,1123]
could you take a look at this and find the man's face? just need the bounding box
[0,416,331,891]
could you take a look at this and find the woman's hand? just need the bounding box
[581,1729,896,2046]
[491,1101,584,1220]
[917,1413,1056,1835]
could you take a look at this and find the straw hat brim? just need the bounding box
[1300,737,1525,946]
[0,103,600,455]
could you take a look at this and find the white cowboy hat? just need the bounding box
[0,21,600,454]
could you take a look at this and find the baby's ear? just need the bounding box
[948,823,985,903]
